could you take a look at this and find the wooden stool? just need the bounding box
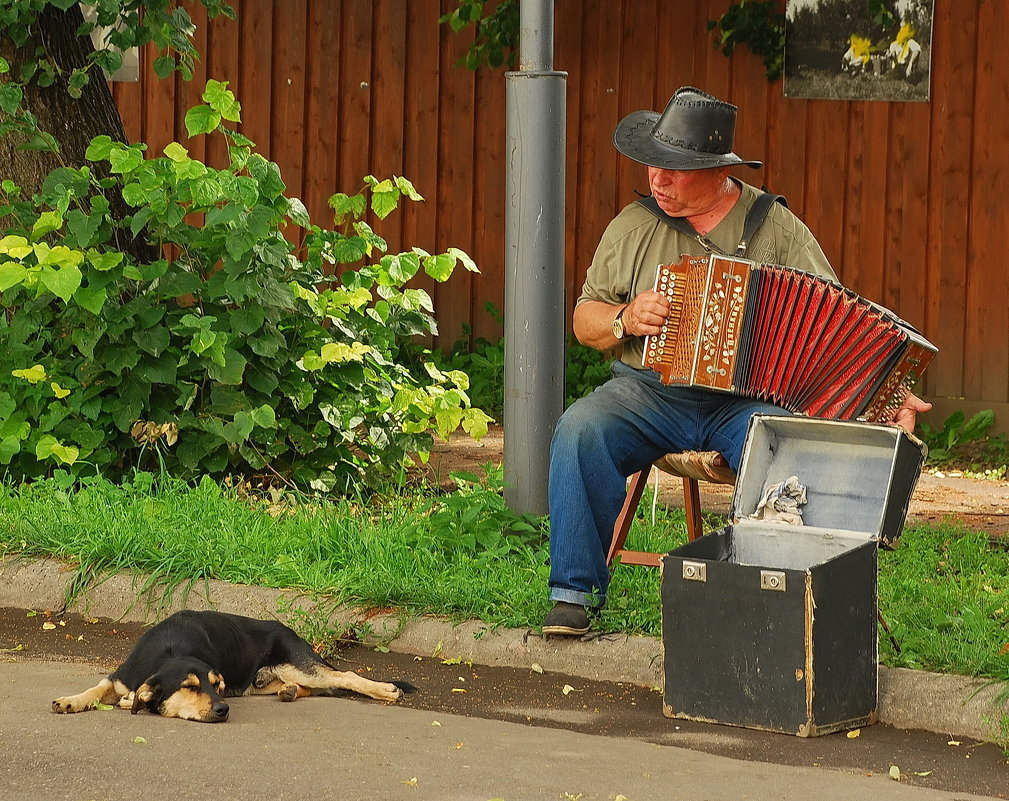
[606,451,736,568]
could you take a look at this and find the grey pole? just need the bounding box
[503,0,566,516]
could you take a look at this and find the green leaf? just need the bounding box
[185,104,221,137]
[203,79,242,122]
[0,83,22,114]
[207,347,247,385]
[31,211,63,241]
[250,404,277,428]
[0,436,19,464]
[39,264,83,303]
[153,54,176,79]
[108,146,144,174]
[371,185,399,220]
[421,251,455,282]
[164,141,188,161]
[73,284,107,315]
[85,135,115,162]
[0,262,27,292]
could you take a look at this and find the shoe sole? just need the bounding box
[542,623,590,636]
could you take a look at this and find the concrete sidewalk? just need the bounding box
[6,660,1003,801]
[1,556,1003,743]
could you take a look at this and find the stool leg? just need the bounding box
[607,469,649,566]
[683,477,703,542]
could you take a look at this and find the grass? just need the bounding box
[1,468,1008,686]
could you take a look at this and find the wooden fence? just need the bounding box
[112,0,1009,431]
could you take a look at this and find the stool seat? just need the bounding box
[607,451,736,568]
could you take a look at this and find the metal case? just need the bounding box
[660,414,926,737]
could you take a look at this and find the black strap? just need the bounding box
[635,191,786,257]
[736,191,786,257]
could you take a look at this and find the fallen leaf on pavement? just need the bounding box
[562,684,577,695]
[431,721,442,727]
[42,622,56,630]
[889,765,901,781]
[846,729,860,738]
[914,771,933,777]
[451,688,467,693]
[132,736,147,745]
[400,777,418,786]
[948,740,961,746]
[530,663,544,674]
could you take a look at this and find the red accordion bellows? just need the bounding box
[642,254,937,422]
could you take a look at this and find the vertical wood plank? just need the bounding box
[302,0,341,227]
[369,0,407,258]
[269,0,308,208]
[470,60,507,342]
[237,0,275,156]
[204,2,242,170]
[923,0,974,401]
[336,0,373,194]
[400,0,441,345]
[432,0,476,348]
[965,0,1009,403]
[554,0,584,320]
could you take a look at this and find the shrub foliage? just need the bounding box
[0,80,490,491]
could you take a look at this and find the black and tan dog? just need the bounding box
[52,610,412,722]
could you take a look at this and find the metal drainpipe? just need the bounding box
[503,0,566,516]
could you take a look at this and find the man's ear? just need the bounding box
[131,680,158,715]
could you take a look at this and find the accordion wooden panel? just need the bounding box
[642,254,937,422]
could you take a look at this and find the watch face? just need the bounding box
[612,316,624,339]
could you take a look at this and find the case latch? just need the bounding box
[760,570,786,591]
[682,561,707,582]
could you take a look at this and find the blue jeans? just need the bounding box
[547,361,789,608]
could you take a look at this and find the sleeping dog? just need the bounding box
[52,610,413,722]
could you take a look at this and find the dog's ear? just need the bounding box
[131,680,157,715]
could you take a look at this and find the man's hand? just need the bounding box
[888,391,932,434]
[620,290,670,338]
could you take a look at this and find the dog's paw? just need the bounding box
[52,696,84,714]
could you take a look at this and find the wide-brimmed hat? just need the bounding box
[612,86,762,171]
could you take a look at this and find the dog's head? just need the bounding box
[131,658,230,722]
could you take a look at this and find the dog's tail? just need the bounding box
[392,680,417,694]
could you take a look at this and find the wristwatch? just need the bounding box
[611,305,629,340]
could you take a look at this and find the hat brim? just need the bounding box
[612,110,762,171]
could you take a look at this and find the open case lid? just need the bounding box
[730,415,928,548]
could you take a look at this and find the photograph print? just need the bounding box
[784,0,933,102]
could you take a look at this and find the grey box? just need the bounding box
[660,414,926,737]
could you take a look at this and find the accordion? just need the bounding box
[641,254,937,422]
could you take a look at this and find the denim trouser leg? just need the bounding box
[547,361,788,608]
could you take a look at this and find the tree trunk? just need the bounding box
[0,3,157,259]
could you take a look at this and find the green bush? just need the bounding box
[0,80,490,492]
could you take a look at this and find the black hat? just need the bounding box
[612,86,762,171]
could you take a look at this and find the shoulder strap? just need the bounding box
[635,195,724,254]
[736,192,787,257]
[635,191,788,258]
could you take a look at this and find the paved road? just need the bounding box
[2,660,1003,801]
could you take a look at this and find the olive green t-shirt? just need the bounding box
[577,180,838,368]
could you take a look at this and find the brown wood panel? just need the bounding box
[885,101,931,330]
[432,2,476,348]
[301,0,340,227]
[841,102,889,300]
[400,0,441,344]
[470,63,507,343]
[369,0,407,255]
[570,0,622,299]
[614,0,660,207]
[802,98,847,270]
[204,0,241,170]
[923,0,974,400]
[175,1,209,163]
[142,25,177,162]
[554,0,584,323]
[236,0,274,156]
[965,0,1009,403]
[269,1,308,209]
[336,0,372,195]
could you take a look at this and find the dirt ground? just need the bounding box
[2,606,1007,798]
[425,425,1009,536]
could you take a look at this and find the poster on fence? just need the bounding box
[784,0,933,102]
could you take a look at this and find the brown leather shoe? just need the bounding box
[542,602,590,636]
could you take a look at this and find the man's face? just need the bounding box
[647,166,730,218]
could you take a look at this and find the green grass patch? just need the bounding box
[1,471,1007,684]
